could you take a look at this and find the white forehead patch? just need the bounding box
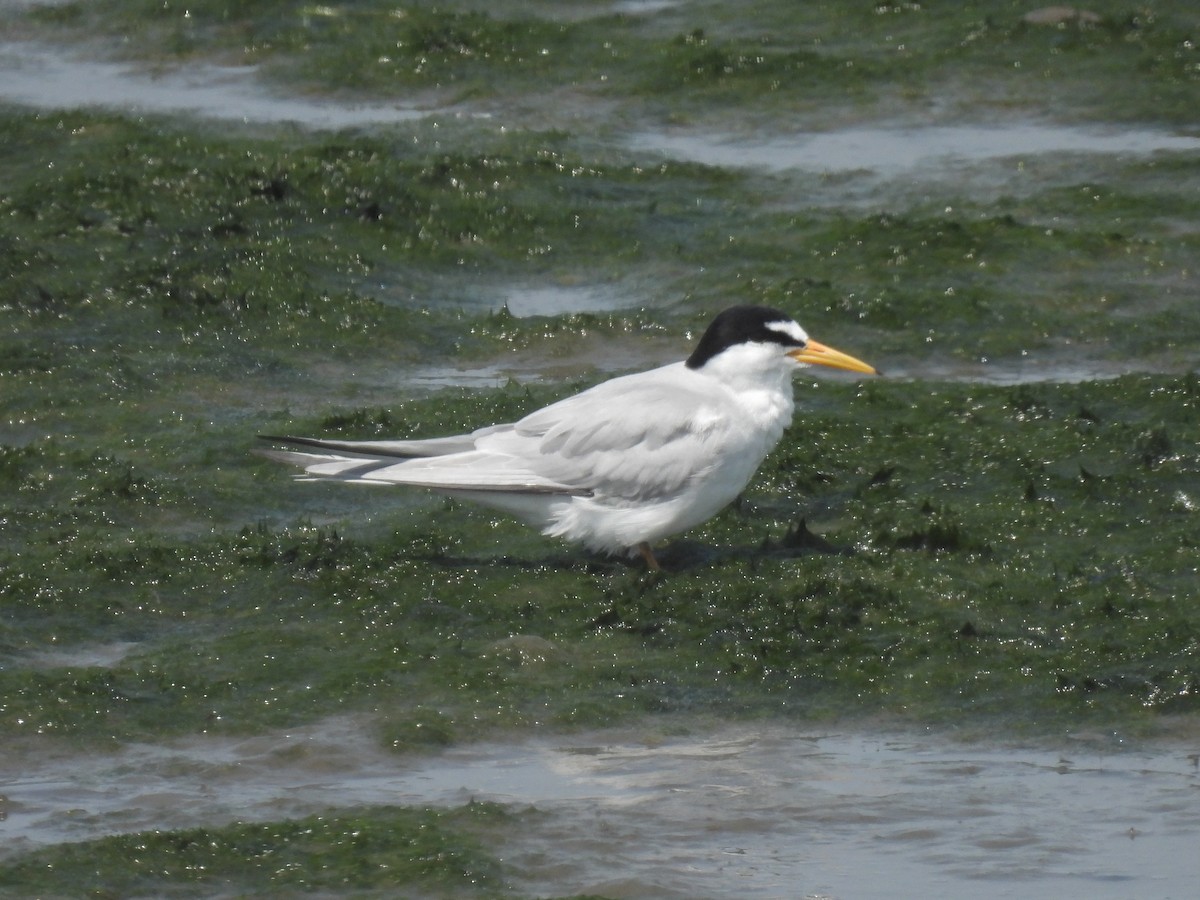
[765,318,808,344]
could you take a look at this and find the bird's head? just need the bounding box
[685,305,879,376]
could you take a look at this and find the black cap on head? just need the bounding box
[685,305,804,369]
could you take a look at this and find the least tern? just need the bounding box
[260,305,877,569]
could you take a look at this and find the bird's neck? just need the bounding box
[698,348,796,430]
[700,346,796,397]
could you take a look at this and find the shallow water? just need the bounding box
[0,40,461,127]
[629,123,1200,177]
[3,717,1198,898]
[502,283,643,318]
[401,351,1186,394]
[5,36,1198,184]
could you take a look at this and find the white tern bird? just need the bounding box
[260,305,878,569]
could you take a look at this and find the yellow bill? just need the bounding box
[787,340,879,375]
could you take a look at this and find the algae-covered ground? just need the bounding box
[2,0,1199,896]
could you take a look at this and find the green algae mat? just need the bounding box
[2,0,1199,896]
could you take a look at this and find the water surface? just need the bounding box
[3,718,1197,898]
[0,40,459,127]
[629,123,1200,176]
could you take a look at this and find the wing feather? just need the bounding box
[257,441,590,496]
[485,362,732,500]
[258,424,513,459]
[260,361,735,504]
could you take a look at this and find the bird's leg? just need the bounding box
[637,542,662,571]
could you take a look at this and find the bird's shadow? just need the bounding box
[413,519,852,574]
